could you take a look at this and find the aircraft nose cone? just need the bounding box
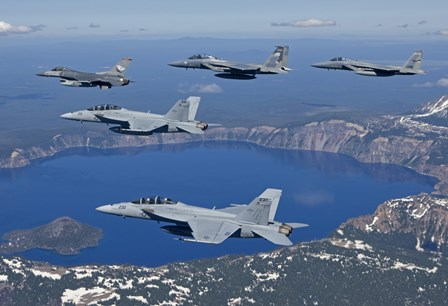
[36,72,47,77]
[168,60,184,67]
[60,112,74,120]
[310,63,322,68]
[96,205,113,214]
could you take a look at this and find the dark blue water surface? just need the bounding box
[0,142,436,267]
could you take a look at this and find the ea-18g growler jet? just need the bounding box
[96,188,308,246]
[311,50,425,77]
[169,46,291,79]
[61,96,211,135]
[36,57,132,89]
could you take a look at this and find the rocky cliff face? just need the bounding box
[336,193,448,254]
[1,194,447,305]
[2,96,448,193]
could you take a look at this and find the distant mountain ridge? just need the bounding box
[2,96,448,195]
[1,193,447,305]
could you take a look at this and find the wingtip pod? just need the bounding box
[286,222,309,229]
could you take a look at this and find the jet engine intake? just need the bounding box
[278,223,293,236]
[196,122,208,131]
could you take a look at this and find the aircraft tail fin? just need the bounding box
[263,46,289,70]
[164,96,201,122]
[401,50,423,73]
[235,188,282,225]
[106,57,132,76]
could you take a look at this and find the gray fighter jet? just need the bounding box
[61,96,210,135]
[169,46,291,79]
[311,50,424,77]
[96,188,308,246]
[36,57,132,89]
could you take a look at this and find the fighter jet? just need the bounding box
[36,57,132,89]
[169,46,291,79]
[96,188,308,246]
[60,96,211,135]
[311,50,424,77]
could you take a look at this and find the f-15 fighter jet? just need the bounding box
[169,46,291,79]
[311,50,424,77]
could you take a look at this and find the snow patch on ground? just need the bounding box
[61,286,119,305]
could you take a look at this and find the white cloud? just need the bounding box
[413,78,448,88]
[0,21,44,35]
[436,78,448,87]
[271,18,336,28]
[89,23,101,28]
[413,82,434,88]
[435,29,448,36]
[177,83,223,94]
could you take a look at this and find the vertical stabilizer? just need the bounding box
[107,57,132,76]
[164,96,201,122]
[401,50,423,72]
[236,189,282,225]
[263,46,289,69]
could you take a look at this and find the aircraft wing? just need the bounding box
[201,62,226,72]
[94,114,130,127]
[223,63,261,74]
[252,228,293,246]
[343,63,398,73]
[129,118,166,133]
[203,62,260,74]
[187,219,240,244]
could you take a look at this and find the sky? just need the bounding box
[2,0,448,39]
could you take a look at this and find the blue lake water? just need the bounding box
[0,142,436,267]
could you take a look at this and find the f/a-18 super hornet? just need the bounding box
[168,46,291,79]
[36,57,132,89]
[61,96,211,135]
[96,188,308,246]
[311,50,424,77]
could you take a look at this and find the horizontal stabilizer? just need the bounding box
[176,122,204,134]
[252,229,293,246]
[286,222,309,229]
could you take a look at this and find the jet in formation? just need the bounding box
[96,188,308,246]
[169,46,291,79]
[311,50,424,77]
[36,57,132,89]
[61,96,211,135]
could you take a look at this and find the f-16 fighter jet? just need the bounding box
[36,57,132,89]
[169,46,291,79]
[61,96,211,135]
[96,188,308,246]
[311,50,424,77]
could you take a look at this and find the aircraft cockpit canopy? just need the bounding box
[188,54,217,60]
[87,104,121,111]
[132,196,176,205]
[52,66,70,71]
[330,57,350,61]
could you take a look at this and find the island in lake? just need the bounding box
[0,217,102,255]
